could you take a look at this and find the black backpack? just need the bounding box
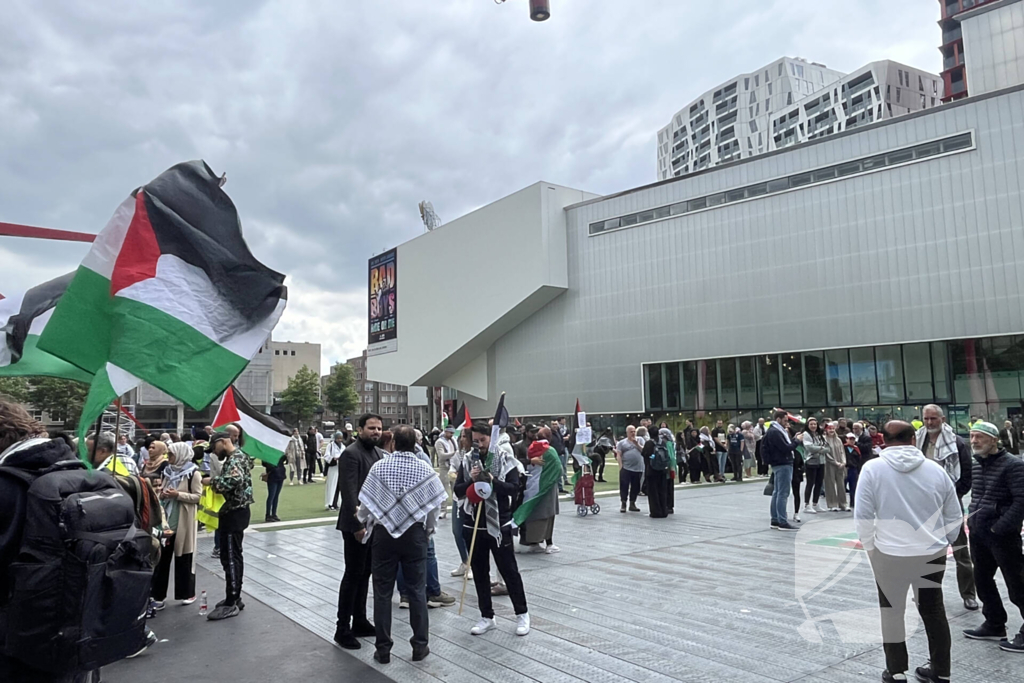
[0,459,154,674]
[651,443,670,471]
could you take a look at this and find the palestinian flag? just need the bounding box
[0,273,93,383]
[513,439,561,527]
[454,401,471,437]
[38,161,286,454]
[213,386,291,464]
[441,411,448,430]
[485,392,509,462]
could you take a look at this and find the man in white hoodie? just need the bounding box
[855,421,962,683]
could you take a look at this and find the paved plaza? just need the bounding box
[193,482,1022,682]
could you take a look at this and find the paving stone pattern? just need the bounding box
[196,483,1024,682]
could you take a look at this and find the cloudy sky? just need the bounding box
[1,0,942,372]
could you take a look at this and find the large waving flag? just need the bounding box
[38,161,286,453]
[213,386,291,464]
[454,400,471,437]
[0,273,93,383]
[513,439,561,527]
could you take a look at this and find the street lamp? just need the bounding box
[315,405,324,429]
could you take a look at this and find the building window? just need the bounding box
[681,361,698,409]
[802,352,827,405]
[850,347,878,405]
[904,343,934,402]
[291,350,296,356]
[645,364,663,410]
[718,358,738,409]
[781,353,803,406]
[275,350,280,355]
[757,355,780,408]
[875,345,905,404]
[665,362,681,410]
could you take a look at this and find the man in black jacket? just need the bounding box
[917,404,978,611]
[333,413,384,650]
[962,421,1024,654]
[0,401,95,683]
[762,409,803,531]
[999,420,1020,456]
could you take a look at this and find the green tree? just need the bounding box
[27,377,89,428]
[280,365,321,427]
[324,363,359,421]
[0,376,31,403]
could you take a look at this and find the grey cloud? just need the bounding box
[1,0,941,367]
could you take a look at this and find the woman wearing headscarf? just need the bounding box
[822,421,848,511]
[699,426,721,483]
[684,428,703,483]
[152,442,202,607]
[659,427,677,514]
[741,421,757,479]
[142,440,169,487]
[642,429,670,518]
[323,431,346,511]
[286,428,306,485]
[518,431,561,553]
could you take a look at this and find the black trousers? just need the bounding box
[647,470,668,518]
[152,542,196,601]
[337,530,373,632]
[971,532,1024,631]
[703,449,720,479]
[728,452,743,481]
[619,469,642,504]
[372,526,428,653]
[219,507,249,607]
[464,526,528,618]
[304,453,317,481]
[870,550,950,679]
[666,473,675,511]
[591,453,605,479]
[689,451,703,483]
[803,465,824,505]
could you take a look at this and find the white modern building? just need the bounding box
[657,58,943,180]
[960,0,1024,97]
[371,78,1024,435]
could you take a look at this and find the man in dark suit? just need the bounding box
[999,420,1019,456]
[333,413,384,650]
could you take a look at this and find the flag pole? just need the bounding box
[458,502,484,616]
[112,395,123,448]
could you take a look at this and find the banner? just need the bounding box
[367,248,397,356]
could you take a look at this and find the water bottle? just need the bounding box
[198,590,208,616]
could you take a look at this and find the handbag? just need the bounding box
[763,471,775,496]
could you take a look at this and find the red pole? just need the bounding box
[0,221,96,243]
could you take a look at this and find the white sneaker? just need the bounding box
[516,613,531,636]
[806,506,817,514]
[794,514,802,522]
[545,544,560,554]
[450,562,468,577]
[181,595,198,606]
[467,568,473,580]
[471,617,496,635]
[528,544,546,554]
[813,504,824,513]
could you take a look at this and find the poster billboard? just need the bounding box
[367,248,397,356]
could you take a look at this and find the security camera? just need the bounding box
[529,0,550,21]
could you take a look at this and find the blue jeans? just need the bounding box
[717,451,728,477]
[397,537,441,598]
[558,451,569,487]
[266,479,283,518]
[771,464,794,525]
[452,499,468,562]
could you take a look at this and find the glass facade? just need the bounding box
[642,334,1024,429]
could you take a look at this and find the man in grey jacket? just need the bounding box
[916,404,977,612]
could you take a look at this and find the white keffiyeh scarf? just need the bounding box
[916,423,961,483]
[358,451,446,540]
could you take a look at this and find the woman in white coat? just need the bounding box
[323,431,346,510]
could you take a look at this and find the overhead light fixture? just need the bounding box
[530,0,550,21]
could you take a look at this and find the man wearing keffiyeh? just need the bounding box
[455,413,532,638]
[356,425,447,665]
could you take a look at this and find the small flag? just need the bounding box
[487,393,509,457]
[213,386,291,464]
[441,411,449,430]
[0,273,93,383]
[455,401,471,437]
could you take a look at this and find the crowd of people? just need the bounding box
[2,396,1024,682]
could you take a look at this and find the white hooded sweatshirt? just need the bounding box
[854,444,963,557]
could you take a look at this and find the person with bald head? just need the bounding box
[856,420,962,683]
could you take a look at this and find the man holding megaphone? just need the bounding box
[454,421,531,637]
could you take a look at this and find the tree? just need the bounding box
[324,363,359,421]
[27,378,89,428]
[280,365,321,427]
[0,376,31,403]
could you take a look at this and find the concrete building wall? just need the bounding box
[271,340,321,395]
[962,0,1024,95]
[483,86,1024,417]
